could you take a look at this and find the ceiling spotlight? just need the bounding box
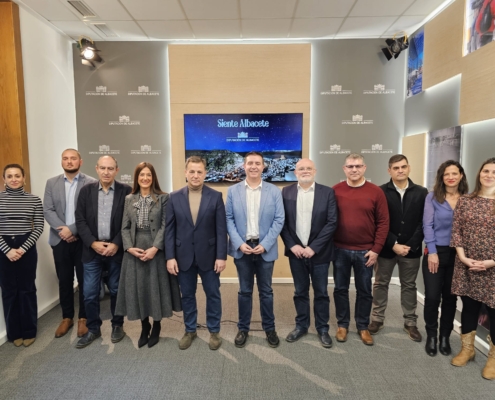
[77,36,103,68]
[382,32,409,61]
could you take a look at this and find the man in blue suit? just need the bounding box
[280,158,338,348]
[165,156,227,351]
[226,151,285,348]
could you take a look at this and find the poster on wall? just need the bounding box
[406,27,424,98]
[464,0,495,55]
[426,126,463,191]
[184,113,303,183]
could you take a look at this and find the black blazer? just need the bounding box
[75,180,132,263]
[379,178,428,259]
[280,183,338,263]
[165,185,227,271]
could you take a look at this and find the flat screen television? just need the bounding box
[184,113,303,182]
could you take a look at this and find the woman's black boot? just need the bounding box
[148,320,161,348]
[138,318,151,348]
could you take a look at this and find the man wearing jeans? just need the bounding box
[369,154,427,342]
[75,156,131,348]
[280,158,337,348]
[226,151,284,348]
[332,154,389,346]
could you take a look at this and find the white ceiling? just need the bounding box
[15,0,452,41]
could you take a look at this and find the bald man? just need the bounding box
[75,156,131,348]
[280,159,338,348]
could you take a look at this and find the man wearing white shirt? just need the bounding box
[280,159,338,348]
[226,151,285,348]
[43,149,96,338]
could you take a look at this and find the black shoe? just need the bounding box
[425,336,437,357]
[286,328,308,343]
[148,321,161,348]
[76,330,101,349]
[138,319,151,348]
[111,326,126,343]
[317,331,333,348]
[266,330,280,348]
[235,331,248,348]
[439,335,452,356]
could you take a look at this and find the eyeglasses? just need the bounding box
[296,167,314,172]
[344,164,365,169]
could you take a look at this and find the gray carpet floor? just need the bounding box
[0,284,492,400]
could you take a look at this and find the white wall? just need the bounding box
[0,7,77,344]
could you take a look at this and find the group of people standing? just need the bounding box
[0,149,494,380]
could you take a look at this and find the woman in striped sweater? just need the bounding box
[0,164,44,347]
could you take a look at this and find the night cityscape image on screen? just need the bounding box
[184,113,303,182]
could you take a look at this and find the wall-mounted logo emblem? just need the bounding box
[86,86,117,96]
[131,145,162,155]
[363,84,395,94]
[361,144,393,154]
[109,115,140,125]
[120,174,133,185]
[320,84,352,95]
[319,144,351,155]
[128,86,160,96]
[89,145,120,155]
[342,114,373,125]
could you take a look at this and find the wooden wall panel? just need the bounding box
[423,0,464,90]
[169,44,311,278]
[402,133,427,186]
[0,1,30,190]
[459,44,495,124]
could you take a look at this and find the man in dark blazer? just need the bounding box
[165,156,227,351]
[74,156,131,348]
[43,149,96,339]
[369,154,428,342]
[281,158,338,348]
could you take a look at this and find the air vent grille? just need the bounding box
[91,23,118,38]
[67,1,96,18]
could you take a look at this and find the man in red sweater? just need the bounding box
[332,154,389,346]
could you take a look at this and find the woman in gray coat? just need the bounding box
[116,162,181,348]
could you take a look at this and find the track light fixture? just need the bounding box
[382,32,409,61]
[77,36,103,68]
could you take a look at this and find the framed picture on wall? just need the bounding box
[463,0,495,55]
[426,126,463,191]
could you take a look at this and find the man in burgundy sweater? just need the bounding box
[332,154,389,346]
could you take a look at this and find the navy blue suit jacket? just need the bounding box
[165,185,227,271]
[280,182,338,263]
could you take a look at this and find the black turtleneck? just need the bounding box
[0,185,44,254]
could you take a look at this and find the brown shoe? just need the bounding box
[451,330,476,367]
[55,318,73,338]
[179,332,197,350]
[77,318,88,338]
[482,335,495,380]
[403,325,422,342]
[13,339,23,347]
[335,327,348,342]
[358,330,374,346]
[209,333,222,350]
[23,338,36,347]
[368,321,384,335]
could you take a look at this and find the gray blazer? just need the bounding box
[43,173,97,247]
[121,192,169,252]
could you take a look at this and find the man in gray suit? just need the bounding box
[43,149,96,338]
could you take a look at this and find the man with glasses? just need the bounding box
[332,154,389,346]
[281,158,338,348]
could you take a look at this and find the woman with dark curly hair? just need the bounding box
[423,160,468,357]
[450,157,495,380]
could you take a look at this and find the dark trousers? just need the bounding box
[289,257,330,333]
[52,239,85,319]
[0,234,38,341]
[422,246,457,337]
[333,248,373,331]
[234,249,275,332]
[461,296,495,342]
[83,254,123,333]
[177,262,222,333]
